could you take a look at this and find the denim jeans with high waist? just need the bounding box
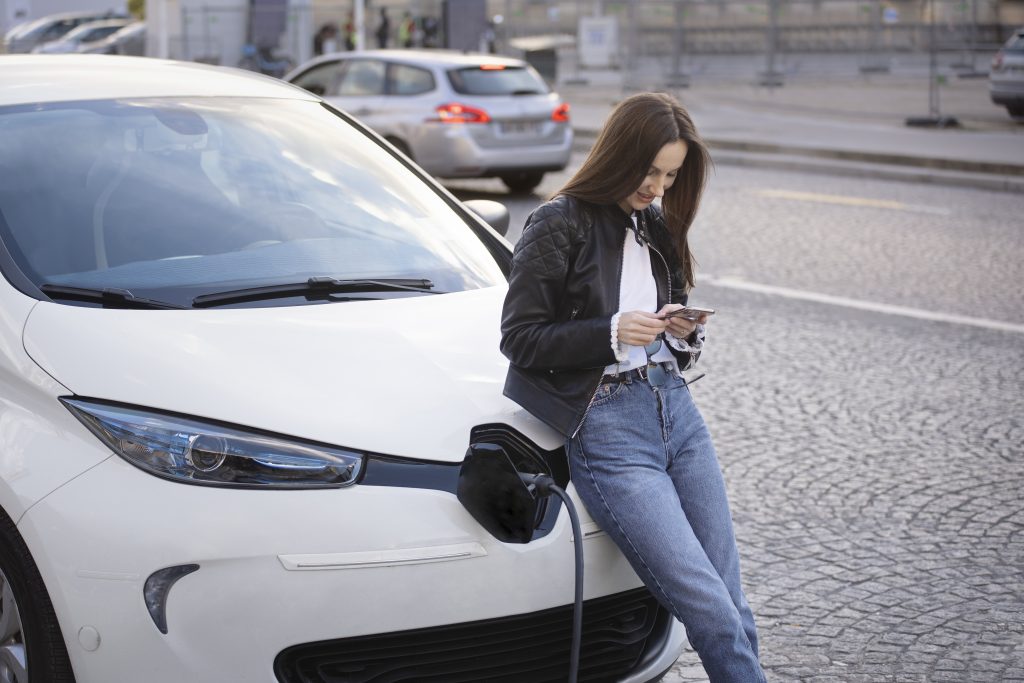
[567,372,766,683]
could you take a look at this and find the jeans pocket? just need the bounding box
[589,381,625,407]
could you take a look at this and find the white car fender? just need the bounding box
[0,285,111,523]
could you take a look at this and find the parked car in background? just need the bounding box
[31,18,132,54]
[0,54,684,683]
[2,10,126,53]
[285,49,573,193]
[78,20,146,55]
[990,26,1024,119]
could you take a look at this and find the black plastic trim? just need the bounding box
[0,208,46,300]
[360,423,568,542]
[274,587,671,683]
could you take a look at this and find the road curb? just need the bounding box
[572,131,1024,194]
[703,138,1024,177]
[708,150,1024,194]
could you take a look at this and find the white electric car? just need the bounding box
[0,55,686,683]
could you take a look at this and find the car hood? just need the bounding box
[23,286,562,462]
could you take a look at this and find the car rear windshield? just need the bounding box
[447,66,549,96]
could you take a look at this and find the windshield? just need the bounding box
[0,97,505,307]
[11,17,76,42]
[447,66,550,96]
[65,24,124,43]
[5,17,55,41]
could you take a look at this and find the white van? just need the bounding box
[0,55,685,682]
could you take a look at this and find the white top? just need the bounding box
[604,214,704,376]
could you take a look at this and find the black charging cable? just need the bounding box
[519,473,584,683]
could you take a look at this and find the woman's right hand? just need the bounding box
[617,311,668,347]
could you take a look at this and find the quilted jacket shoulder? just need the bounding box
[512,195,593,277]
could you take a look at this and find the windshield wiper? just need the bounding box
[192,276,436,308]
[510,89,544,95]
[40,284,187,310]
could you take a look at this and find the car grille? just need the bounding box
[274,587,670,683]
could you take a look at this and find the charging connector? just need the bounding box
[456,444,585,683]
[519,473,584,683]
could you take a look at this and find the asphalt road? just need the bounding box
[446,162,1024,682]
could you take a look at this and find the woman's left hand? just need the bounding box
[658,305,708,340]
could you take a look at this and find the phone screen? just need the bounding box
[666,307,715,320]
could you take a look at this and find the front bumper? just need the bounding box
[21,454,684,682]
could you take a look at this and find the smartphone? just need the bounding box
[664,306,715,320]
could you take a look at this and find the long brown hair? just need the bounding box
[558,92,711,290]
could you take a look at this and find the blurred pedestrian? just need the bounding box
[480,20,495,53]
[500,92,768,683]
[422,16,438,48]
[343,11,355,51]
[398,11,415,48]
[375,8,390,49]
[313,23,338,56]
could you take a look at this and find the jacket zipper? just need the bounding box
[646,212,699,373]
[643,211,673,305]
[570,214,628,439]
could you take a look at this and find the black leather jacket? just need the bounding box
[500,195,695,437]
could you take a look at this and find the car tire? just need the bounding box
[0,511,75,683]
[1007,105,1024,118]
[501,172,544,194]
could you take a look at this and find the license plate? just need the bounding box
[501,121,542,135]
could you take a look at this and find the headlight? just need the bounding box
[61,398,363,489]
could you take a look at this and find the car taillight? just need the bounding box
[552,102,570,123]
[992,51,1004,70]
[432,103,491,123]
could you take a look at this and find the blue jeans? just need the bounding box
[567,372,766,683]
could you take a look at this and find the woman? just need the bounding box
[500,92,766,682]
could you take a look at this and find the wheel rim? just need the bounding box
[0,569,27,683]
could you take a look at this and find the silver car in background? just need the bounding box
[78,21,146,55]
[31,18,133,54]
[2,11,126,53]
[990,27,1024,119]
[286,49,573,193]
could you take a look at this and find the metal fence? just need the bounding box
[493,0,1009,52]
[175,1,447,69]
[492,0,1012,85]
[170,0,1017,84]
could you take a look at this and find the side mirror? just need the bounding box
[457,443,538,544]
[463,199,510,237]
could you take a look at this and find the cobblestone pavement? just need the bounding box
[668,164,1024,682]
[674,284,1024,682]
[448,162,1024,682]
